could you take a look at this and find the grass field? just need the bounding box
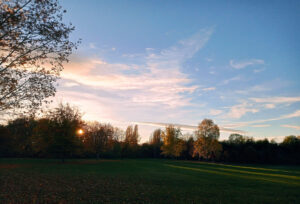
[0,159,300,203]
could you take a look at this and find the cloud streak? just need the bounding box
[202,87,216,91]
[250,96,300,104]
[224,110,300,128]
[209,109,223,116]
[60,29,214,108]
[281,125,300,131]
[226,102,259,119]
[57,28,214,130]
[230,59,264,69]
[136,121,245,134]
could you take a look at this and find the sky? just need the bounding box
[55,0,300,142]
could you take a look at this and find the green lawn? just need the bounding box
[0,159,300,203]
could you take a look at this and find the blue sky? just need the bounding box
[55,0,300,142]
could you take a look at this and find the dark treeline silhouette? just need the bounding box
[0,103,299,164]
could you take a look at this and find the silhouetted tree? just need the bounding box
[109,127,124,158]
[140,143,153,158]
[124,125,133,145]
[6,116,36,156]
[282,135,300,145]
[149,129,162,158]
[280,135,300,164]
[1,103,300,164]
[83,122,114,159]
[228,133,245,144]
[182,136,195,159]
[0,0,79,115]
[113,127,125,142]
[0,124,11,157]
[32,118,53,157]
[124,125,140,157]
[40,103,83,162]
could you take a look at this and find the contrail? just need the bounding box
[135,121,246,134]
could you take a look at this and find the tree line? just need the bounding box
[1,1,299,165]
[0,103,299,164]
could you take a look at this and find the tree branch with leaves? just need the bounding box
[0,0,79,117]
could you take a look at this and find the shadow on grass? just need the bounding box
[179,160,300,174]
[165,164,300,186]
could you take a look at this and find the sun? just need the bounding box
[77,129,84,135]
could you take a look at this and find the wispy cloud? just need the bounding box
[202,87,216,91]
[265,104,276,109]
[250,96,300,104]
[235,85,270,95]
[281,125,300,131]
[224,110,300,128]
[230,59,264,69]
[253,68,265,73]
[282,110,300,119]
[250,124,271,128]
[226,102,259,119]
[209,109,223,116]
[58,28,214,124]
[146,28,214,65]
[145,48,155,51]
[222,76,241,85]
[135,121,245,134]
[54,90,118,122]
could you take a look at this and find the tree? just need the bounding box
[125,125,139,147]
[281,135,300,164]
[109,127,124,158]
[124,125,133,144]
[34,103,83,162]
[243,145,258,163]
[133,124,139,145]
[183,135,194,159]
[193,137,222,160]
[228,133,245,144]
[113,127,125,142]
[0,0,79,115]
[0,124,11,157]
[32,118,53,157]
[173,138,186,158]
[83,122,114,159]
[195,119,220,139]
[161,125,176,157]
[123,124,140,157]
[6,116,36,156]
[149,129,162,158]
[282,135,300,145]
[150,129,162,145]
[161,125,185,158]
[193,119,222,161]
